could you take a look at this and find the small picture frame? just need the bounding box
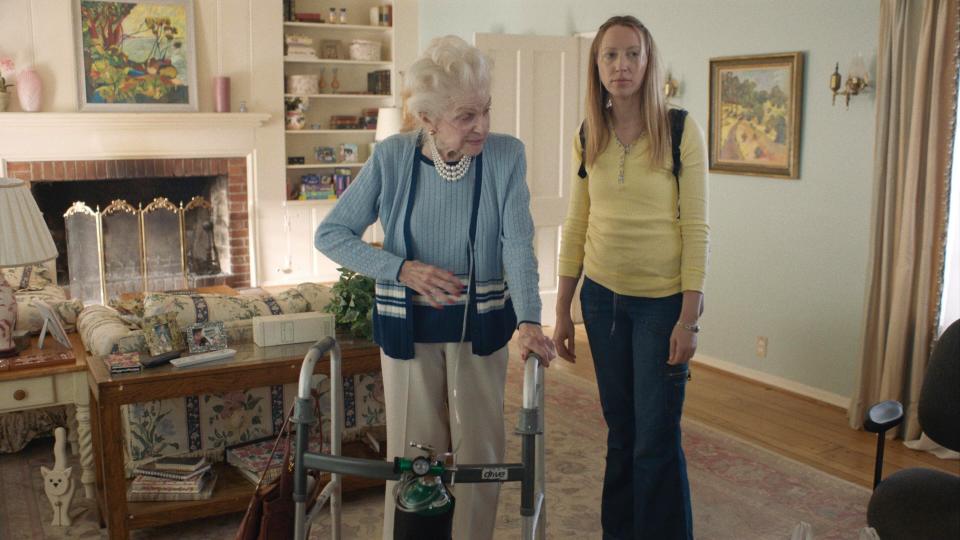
[315,146,337,163]
[338,143,359,163]
[186,321,227,353]
[31,300,71,350]
[143,313,186,356]
[320,40,341,60]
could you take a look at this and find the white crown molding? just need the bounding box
[0,112,270,129]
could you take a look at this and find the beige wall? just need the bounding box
[419,0,880,402]
[0,0,418,286]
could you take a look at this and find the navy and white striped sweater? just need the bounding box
[314,131,542,359]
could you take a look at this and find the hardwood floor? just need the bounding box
[536,325,959,489]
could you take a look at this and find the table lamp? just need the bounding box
[374,107,403,143]
[370,107,403,158]
[0,177,58,357]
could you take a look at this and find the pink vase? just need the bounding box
[17,68,42,112]
[214,76,230,112]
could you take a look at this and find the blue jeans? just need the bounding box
[580,277,693,540]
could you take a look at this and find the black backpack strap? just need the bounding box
[577,121,587,179]
[669,108,687,184]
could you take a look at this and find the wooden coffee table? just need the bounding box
[87,334,382,539]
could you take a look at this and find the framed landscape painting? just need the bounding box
[74,0,198,111]
[708,52,804,179]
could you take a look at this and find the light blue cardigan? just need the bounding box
[314,131,542,359]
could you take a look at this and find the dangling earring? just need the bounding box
[605,97,613,109]
[429,128,437,135]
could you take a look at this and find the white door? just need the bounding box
[474,33,581,327]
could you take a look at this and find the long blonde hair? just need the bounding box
[585,16,670,169]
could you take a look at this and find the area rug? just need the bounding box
[0,361,868,539]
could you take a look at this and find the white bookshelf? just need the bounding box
[283,1,396,202]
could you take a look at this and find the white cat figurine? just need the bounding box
[41,426,74,527]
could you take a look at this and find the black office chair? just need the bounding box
[863,318,960,540]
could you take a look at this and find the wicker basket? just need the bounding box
[286,74,319,95]
[348,40,382,61]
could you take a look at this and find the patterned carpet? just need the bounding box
[0,361,869,539]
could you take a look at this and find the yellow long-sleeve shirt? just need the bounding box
[558,114,709,297]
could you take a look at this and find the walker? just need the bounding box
[291,337,547,540]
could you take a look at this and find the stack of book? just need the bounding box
[128,456,217,501]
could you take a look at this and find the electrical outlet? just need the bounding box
[756,336,768,358]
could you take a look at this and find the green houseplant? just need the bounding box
[325,267,375,340]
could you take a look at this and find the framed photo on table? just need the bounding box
[73,0,199,111]
[186,321,227,354]
[31,300,71,350]
[143,313,185,356]
[708,52,804,179]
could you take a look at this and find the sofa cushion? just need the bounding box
[2,264,55,291]
[142,291,311,331]
[296,282,335,312]
[14,287,84,334]
[78,305,139,356]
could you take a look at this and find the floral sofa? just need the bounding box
[76,284,385,475]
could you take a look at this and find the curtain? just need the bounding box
[849,0,959,440]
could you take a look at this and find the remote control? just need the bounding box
[140,350,181,369]
[170,348,237,368]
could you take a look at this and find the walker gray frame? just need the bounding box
[291,337,546,540]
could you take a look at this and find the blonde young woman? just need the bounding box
[315,35,556,540]
[553,16,709,539]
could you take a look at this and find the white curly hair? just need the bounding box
[404,35,493,127]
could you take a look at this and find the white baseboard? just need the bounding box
[692,354,851,409]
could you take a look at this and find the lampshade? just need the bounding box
[375,107,403,142]
[0,177,57,268]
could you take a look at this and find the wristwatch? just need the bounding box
[676,321,700,333]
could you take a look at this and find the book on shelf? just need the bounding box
[131,469,208,490]
[127,471,218,502]
[226,430,327,484]
[150,455,208,472]
[132,461,211,481]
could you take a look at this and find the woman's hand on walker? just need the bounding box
[398,260,464,309]
[668,325,698,365]
[551,313,576,362]
[518,323,557,367]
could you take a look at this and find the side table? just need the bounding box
[0,333,96,499]
[87,334,383,539]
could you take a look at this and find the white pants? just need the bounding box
[381,342,509,540]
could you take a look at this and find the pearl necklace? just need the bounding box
[427,134,472,182]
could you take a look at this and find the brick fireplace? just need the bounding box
[5,157,251,289]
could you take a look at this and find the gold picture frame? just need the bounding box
[708,52,804,179]
[143,313,185,356]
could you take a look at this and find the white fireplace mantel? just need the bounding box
[0,112,270,130]
[0,112,273,163]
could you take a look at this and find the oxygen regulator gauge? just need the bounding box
[411,456,432,476]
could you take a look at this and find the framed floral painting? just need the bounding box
[708,52,804,179]
[73,0,198,111]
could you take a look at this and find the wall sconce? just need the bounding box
[664,72,679,98]
[829,54,869,108]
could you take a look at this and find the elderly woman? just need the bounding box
[314,35,556,540]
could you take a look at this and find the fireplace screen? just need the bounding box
[64,196,225,304]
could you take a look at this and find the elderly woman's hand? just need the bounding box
[518,323,557,367]
[398,260,464,309]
